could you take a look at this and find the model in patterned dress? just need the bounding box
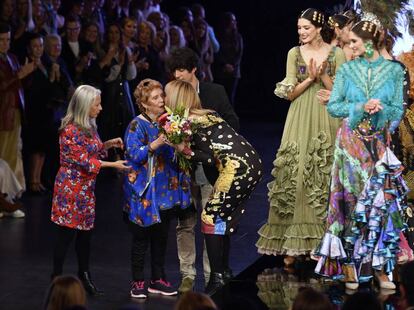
[164,79,263,295]
[314,21,407,290]
[51,85,129,295]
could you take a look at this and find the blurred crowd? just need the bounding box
[0,0,244,217]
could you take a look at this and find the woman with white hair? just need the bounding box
[50,85,129,296]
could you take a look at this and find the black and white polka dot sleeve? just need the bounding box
[190,130,215,166]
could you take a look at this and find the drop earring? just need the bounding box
[364,40,374,58]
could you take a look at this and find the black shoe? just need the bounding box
[78,271,104,296]
[148,279,177,296]
[205,272,225,296]
[223,268,234,283]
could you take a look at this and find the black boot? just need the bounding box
[78,271,104,296]
[205,272,225,296]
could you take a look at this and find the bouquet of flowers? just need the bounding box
[158,106,197,173]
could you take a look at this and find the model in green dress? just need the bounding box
[256,8,346,261]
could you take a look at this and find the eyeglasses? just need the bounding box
[67,27,80,32]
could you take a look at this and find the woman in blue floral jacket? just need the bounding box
[124,79,191,299]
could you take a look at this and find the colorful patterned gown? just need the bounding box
[51,124,106,230]
[396,52,414,252]
[314,56,408,282]
[256,46,346,256]
[123,116,191,227]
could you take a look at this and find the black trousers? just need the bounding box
[52,224,93,276]
[129,209,172,281]
[204,234,231,274]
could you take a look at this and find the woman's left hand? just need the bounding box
[317,60,328,78]
[105,137,124,150]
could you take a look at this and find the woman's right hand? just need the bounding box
[149,134,167,151]
[364,99,383,114]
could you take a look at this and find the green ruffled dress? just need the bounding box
[256,46,346,256]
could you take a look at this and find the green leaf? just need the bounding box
[165,106,173,114]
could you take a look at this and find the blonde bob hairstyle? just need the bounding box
[44,275,86,310]
[134,78,163,113]
[60,85,101,132]
[165,80,211,116]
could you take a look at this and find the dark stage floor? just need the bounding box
[0,118,402,310]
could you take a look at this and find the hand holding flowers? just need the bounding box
[158,106,197,172]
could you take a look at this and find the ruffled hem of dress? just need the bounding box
[314,233,347,278]
[315,147,409,278]
[256,223,325,256]
[347,147,408,273]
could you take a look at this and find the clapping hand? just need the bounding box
[307,58,318,81]
[317,60,328,78]
[364,99,383,114]
[17,58,36,79]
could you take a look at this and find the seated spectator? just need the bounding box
[175,292,217,310]
[400,261,414,310]
[342,291,382,310]
[44,275,87,310]
[291,288,333,310]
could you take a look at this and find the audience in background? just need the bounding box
[213,12,243,105]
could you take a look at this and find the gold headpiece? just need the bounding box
[354,20,379,37]
[361,12,383,29]
[328,16,339,29]
[301,9,325,25]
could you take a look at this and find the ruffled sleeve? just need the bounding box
[274,47,298,100]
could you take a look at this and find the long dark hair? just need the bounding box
[299,8,333,44]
